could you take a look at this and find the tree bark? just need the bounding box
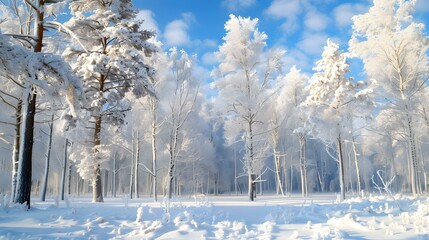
[112,152,117,198]
[167,126,179,199]
[134,131,140,199]
[11,100,22,201]
[92,115,104,202]
[60,138,68,200]
[337,136,346,201]
[129,137,135,199]
[406,115,419,196]
[248,174,256,201]
[41,114,54,201]
[68,151,72,195]
[151,100,158,202]
[15,89,37,208]
[299,133,308,197]
[351,136,362,193]
[247,114,256,201]
[15,0,45,209]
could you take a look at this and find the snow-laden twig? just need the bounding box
[45,21,89,53]
[371,170,396,197]
[371,170,403,210]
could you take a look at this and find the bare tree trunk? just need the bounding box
[234,150,238,196]
[299,133,308,197]
[60,138,68,200]
[92,116,103,202]
[151,101,158,202]
[167,126,179,199]
[248,175,254,201]
[351,136,362,193]
[337,135,346,201]
[41,114,54,201]
[129,133,135,199]
[15,89,36,207]
[247,116,256,201]
[274,151,284,196]
[11,100,22,201]
[134,131,140,199]
[407,115,419,196]
[270,119,284,196]
[112,152,117,198]
[15,0,45,208]
[167,155,174,199]
[68,151,72,195]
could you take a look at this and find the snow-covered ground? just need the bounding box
[0,193,428,239]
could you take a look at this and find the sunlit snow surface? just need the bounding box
[0,194,428,239]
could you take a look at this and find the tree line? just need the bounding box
[0,0,427,208]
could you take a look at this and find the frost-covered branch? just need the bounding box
[44,21,88,52]
[371,170,396,196]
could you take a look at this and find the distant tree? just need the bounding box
[349,0,429,195]
[63,0,157,202]
[212,15,284,201]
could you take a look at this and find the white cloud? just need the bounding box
[163,12,196,47]
[264,0,303,33]
[222,0,256,11]
[164,20,190,46]
[297,33,328,55]
[282,49,312,72]
[202,52,219,65]
[136,10,160,34]
[201,39,218,48]
[304,10,329,32]
[333,3,368,28]
[181,12,197,24]
[265,0,301,19]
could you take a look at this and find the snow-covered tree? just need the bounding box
[349,0,429,195]
[63,0,157,202]
[139,42,166,201]
[272,66,310,196]
[305,39,373,200]
[0,6,82,206]
[212,14,284,201]
[161,48,199,199]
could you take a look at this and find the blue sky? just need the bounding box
[134,0,429,82]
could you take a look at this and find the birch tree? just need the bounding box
[212,15,284,201]
[305,39,373,201]
[349,0,429,195]
[280,66,310,197]
[163,48,199,199]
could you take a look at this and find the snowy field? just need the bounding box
[0,193,428,239]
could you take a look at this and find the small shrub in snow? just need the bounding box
[136,206,143,223]
[367,217,377,230]
[141,221,162,235]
